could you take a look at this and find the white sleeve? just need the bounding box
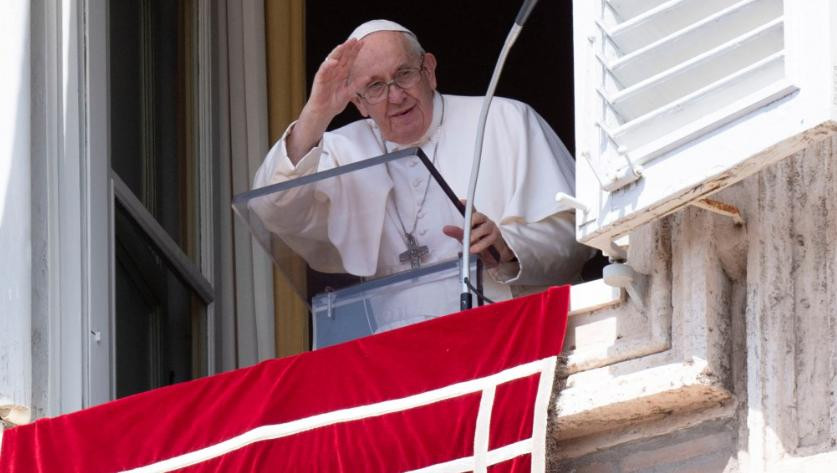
[248,122,346,273]
[253,121,325,188]
[490,211,595,286]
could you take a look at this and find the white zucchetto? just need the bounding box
[348,19,415,40]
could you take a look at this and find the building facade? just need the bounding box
[4,1,837,472]
[552,1,837,471]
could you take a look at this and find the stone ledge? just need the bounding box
[553,358,732,442]
[776,451,837,473]
[569,279,623,316]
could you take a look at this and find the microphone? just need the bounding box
[515,0,540,26]
[460,0,540,311]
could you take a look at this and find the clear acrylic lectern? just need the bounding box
[232,148,484,349]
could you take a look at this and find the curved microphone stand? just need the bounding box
[460,0,540,310]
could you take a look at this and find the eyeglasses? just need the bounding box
[356,57,425,104]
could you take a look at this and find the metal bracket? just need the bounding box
[555,192,590,216]
[603,162,644,192]
[326,290,335,319]
[591,122,644,192]
[0,403,32,426]
[603,261,647,310]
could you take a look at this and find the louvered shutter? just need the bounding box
[572,0,837,253]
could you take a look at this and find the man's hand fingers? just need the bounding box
[470,238,495,254]
[338,39,361,68]
[324,39,359,63]
[442,223,505,267]
[470,225,499,253]
[318,39,361,79]
[468,220,494,244]
[468,211,496,243]
[479,249,499,268]
[444,223,494,245]
[446,222,496,253]
[444,212,497,245]
[308,39,366,117]
[470,211,487,226]
[442,225,464,241]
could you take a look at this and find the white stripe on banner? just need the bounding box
[473,385,496,473]
[531,356,556,473]
[404,439,534,473]
[123,356,558,473]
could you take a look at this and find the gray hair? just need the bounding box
[401,31,425,58]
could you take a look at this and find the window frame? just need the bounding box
[45,0,228,412]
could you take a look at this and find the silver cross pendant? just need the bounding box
[399,233,429,269]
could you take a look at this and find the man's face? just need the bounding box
[350,32,437,145]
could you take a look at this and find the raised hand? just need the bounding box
[307,39,364,119]
[287,38,364,164]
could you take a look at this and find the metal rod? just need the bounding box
[460,24,523,310]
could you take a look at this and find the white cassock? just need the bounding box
[252,92,593,330]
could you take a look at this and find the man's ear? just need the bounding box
[423,52,438,90]
[351,95,369,117]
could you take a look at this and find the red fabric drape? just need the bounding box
[0,286,569,473]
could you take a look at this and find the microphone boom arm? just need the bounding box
[459,22,526,310]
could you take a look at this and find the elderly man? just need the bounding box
[253,20,591,310]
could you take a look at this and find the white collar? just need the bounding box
[373,92,444,153]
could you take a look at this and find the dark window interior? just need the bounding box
[305,0,576,153]
[110,0,204,397]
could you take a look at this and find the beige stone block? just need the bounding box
[620,432,731,472]
[573,461,618,473]
[672,455,734,473]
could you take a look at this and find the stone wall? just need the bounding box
[549,137,837,472]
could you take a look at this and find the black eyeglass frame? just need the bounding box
[355,56,427,104]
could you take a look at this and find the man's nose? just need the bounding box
[387,83,407,102]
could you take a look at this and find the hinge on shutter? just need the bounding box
[585,120,644,192]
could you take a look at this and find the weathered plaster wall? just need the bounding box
[0,0,33,427]
[549,137,837,472]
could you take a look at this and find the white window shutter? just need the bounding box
[572,0,837,255]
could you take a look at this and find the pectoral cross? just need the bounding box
[399,233,429,269]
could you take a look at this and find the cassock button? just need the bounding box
[417,210,426,219]
[419,228,428,236]
[409,159,419,167]
[413,178,423,188]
